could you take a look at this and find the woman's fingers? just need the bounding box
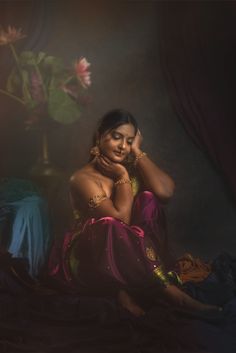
[99,155,110,167]
[131,129,143,152]
[100,154,111,164]
[137,129,143,139]
[97,156,112,173]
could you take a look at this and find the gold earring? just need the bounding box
[90,145,100,157]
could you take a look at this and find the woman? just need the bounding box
[49,109,221,316]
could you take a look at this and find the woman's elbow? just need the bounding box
[159,181,175,203]
[114,208,132,225]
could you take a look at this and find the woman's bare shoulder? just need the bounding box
[70,164,101,194]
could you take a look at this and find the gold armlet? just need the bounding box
[114,178,132,187]
[134,151,147,166]
[88,193,107,209]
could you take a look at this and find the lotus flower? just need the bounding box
[0,26,26,46]
[75,57,91,88]
[0,27,91,127]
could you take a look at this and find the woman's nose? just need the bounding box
[119,139,126,149]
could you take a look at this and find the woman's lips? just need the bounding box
[114,151,123,156]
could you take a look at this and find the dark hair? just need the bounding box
[89,109,138,161]
[95,109,138,141]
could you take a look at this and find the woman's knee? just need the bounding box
[134,191,161,209]
[137,190,155,201]
[132,191,163,223]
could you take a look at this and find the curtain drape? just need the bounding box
[158,3,236,202]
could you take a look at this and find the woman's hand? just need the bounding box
[96,154,129,180]
[131,129,143,155]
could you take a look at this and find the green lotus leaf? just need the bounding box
[6,68,21,93]
[19,51,37,66]
[48,88,80,124]
[41,56,64,74]
[36,52,47,65]
[25,99,38,111]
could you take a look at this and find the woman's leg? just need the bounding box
[76,216,156,288]
[161,284,221,313]
[76,216,159,316]
[132,194,221,313]
[132,191,174,270]
[118,289,145,317]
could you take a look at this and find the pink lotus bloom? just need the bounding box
[0,26,26,45]
[74,57,91,88]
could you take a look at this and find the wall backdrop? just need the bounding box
[0,1,236,259]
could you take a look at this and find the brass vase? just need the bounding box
[29,130,64,194]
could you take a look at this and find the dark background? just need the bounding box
[0,0,236,259]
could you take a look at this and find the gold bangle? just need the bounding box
[134,151,147,166]
[114,178,132,187]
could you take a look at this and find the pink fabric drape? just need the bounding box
[48,191,170,294]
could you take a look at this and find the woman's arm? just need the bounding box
[70,160,134,224]
[112,177,134,224]
[131,131,175,202]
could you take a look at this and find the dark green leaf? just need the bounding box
[41,56,64,74]
[48,88,80,124]
[36,52,47,65]
[6,68,21,93]
[19,51,37,66]
[25,99,38,111]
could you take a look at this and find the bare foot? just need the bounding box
[118,289,145,317]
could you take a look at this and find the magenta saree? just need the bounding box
[48,191,173,294]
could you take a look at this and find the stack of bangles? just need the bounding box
[114,151,147,187]
[134,151,147,166]
[114,178,132,187]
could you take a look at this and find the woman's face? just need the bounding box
[99,123,136,163]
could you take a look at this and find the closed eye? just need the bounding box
[127,139,133,145]
[112,132,122,140]
[111,131,134,145]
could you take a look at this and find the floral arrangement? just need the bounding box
[0,26,91,129]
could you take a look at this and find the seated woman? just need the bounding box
[49,109,221,316]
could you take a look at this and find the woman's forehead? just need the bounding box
[111,123,136,136]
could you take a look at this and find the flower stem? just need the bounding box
[0,89,25,105]
[63,75,74,85]
[34,63,48,101]
[9,44,22,78]
[9,43,32,103]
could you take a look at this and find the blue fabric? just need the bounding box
[7,195,50,276]
[183,252,236,306]
[0,178,51,277]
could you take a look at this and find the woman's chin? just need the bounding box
[105,154,126,163]
[113,156,126,163]
[100,150,127,163]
